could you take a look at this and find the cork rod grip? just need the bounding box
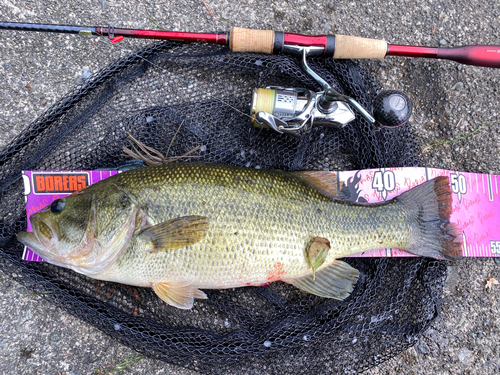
[333,35,388,59]
[230,27,275,54]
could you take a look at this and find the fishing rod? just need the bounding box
[2,22,499,68]
[1,22,496,134]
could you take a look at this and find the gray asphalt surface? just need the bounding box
[1,0,499,374]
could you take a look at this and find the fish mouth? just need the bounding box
[17,216,64,266]
[30,215,58,249]
[16,230,71,269]
[16,230,50,260]
[16,230,42,251]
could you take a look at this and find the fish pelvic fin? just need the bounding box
[153,281,207,309]
[283,260,359,300]
[290,171,338,199]
[138,215,209,253]
[397,176,463,260]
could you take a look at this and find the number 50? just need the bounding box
[450,173,467,195]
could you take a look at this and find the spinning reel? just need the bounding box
[251,46,412,136]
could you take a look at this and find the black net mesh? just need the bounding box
[0,42,446,374]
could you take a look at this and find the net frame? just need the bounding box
[0,41,446,374]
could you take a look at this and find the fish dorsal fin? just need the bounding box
[138,215,209,253]
[284,260,359,300]
[153,281,207,309]
[290,171,338,199]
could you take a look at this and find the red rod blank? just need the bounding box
[388,44,500,68]
[96,27,228,45]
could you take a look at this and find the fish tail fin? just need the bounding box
[397,176,463,260]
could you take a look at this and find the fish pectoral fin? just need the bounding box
[138,215,209,253]
[290,171,338,199]
[306,236,331,280]
[152,281,207,309]
[284,260,359,300]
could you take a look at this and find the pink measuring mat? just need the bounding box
[337,167,499,258]
[21,167,499,261]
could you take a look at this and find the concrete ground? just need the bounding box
[0,0,499,374]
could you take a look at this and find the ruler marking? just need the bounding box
[488,175,494,201]
[462,233,468,257]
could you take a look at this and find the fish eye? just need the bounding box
[50,198,66,213]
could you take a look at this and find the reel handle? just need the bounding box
[373,90,412,129]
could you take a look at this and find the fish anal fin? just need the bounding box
[284,260,359,300]
[139,215,209,253]
[290,171,338,199]
[152,281,207,309]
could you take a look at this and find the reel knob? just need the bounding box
[373,90,412,129]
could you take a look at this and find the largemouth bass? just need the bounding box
[17,163,462,309]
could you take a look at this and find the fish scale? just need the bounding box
[97,164,407,284]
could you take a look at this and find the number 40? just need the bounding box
[372,170,395,192]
